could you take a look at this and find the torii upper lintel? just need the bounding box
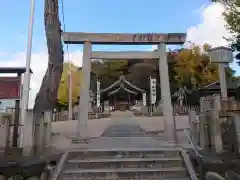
[63,32,186,45]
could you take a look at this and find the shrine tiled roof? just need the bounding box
[198,81,240,90]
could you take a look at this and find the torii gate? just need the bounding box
[63,32,186,142]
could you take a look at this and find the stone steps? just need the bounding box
[68,148,181,158]
[62,167,188,179]
[59,148,190,180]
[67,157,183,169]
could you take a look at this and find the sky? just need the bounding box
[0,0,236,108]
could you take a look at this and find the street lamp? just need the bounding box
[208,46,233,99]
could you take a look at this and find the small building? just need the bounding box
[101,75,146,110]
[197,81,240,98]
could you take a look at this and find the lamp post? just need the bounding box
[208,46,233,99]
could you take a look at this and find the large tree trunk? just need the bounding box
[32,0,63,150]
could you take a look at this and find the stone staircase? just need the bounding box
[52,112,197,180]
[57,147,192,180]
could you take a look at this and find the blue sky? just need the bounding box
[0,0,210,53]
[0,0,238,108]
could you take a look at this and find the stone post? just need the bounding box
[213,94,221,111]
[78,41,92,138]
[188,110,198,144]
[200,97,205,113]
[0,113,13,147]
[199,114,209,149]
[219,64,228,99]
[158,43,175,142]
[34,113,44,152]
[209,110,223,153]
[43,111,52,147]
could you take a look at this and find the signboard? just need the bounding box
[0,77,21,99]
[150,78,156,104]
[142,93,147,106]
[63,32,186,45]
[96,79,100,107]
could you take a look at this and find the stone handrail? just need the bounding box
[50,151,69,180]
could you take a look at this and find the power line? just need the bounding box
[59,0,73,120]
[60,0,70,66]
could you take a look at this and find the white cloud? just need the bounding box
[151,3,231,51]
[187,3,231,47]
[186,3,240,75]
[0,51,83,109]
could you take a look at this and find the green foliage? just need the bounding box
[57,42,236,103]
[211,0,240,51]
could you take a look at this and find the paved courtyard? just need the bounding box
[51,111,191,150]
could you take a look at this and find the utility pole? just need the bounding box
[19,0,35,148]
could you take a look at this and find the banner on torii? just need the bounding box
[96,79,100,107]
[142,93,147,106]
[150,77,156,104]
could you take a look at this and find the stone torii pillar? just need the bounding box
[158,43,175,142]
[78,41,92,138]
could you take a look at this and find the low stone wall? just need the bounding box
[0,113,192,150]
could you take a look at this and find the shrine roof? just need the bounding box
[0,67,33,74]
[108,86,138,96]
[198,81,240,91]
[101,75,146,93]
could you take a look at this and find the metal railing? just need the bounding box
[176,113,203,158]
[176,113,201,180]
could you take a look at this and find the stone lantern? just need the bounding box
[89,90,94,112]
[208,46,233,98]
[208,46,233,64]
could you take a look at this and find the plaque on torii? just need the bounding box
[63,32,186,45]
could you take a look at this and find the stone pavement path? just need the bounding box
[102,111,146,137]
[82,111,175,149]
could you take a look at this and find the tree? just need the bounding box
[57,63,81,107]
[174,43,235,88]
[174,43,219,88]
[212,0,240,51]
[127,61,157,91]
[91,60,129,88]
[32,0,64,148]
